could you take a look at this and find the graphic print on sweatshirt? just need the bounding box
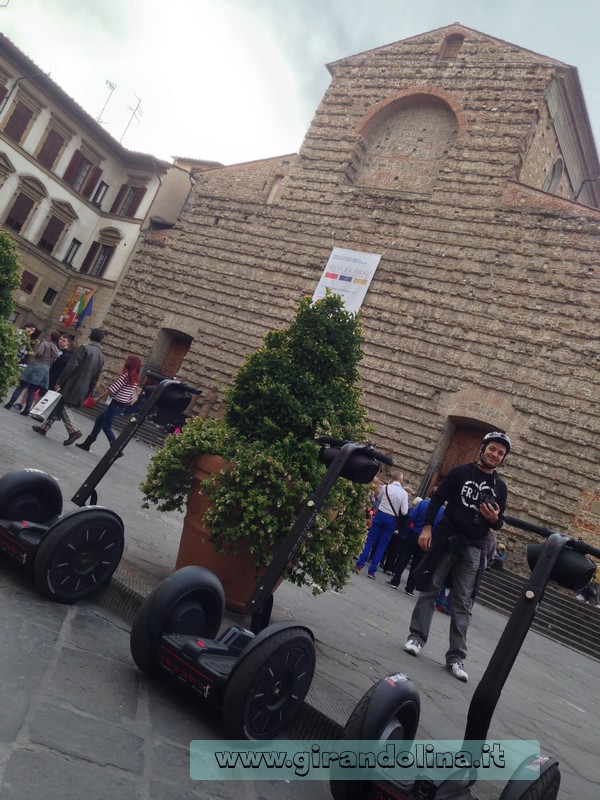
[460,480,496,512]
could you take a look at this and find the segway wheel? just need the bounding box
[223,626,316,740]
[33,510,124,602]
[130,566,225,678]
[499,761,560,800]
[0,470,62,524]
[330,674,421,800]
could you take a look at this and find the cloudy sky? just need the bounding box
[2,0,599,165]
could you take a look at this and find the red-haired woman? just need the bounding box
[76,355,142,454]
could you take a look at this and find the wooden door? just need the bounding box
[160,338,191,377]
[429,425,484,491]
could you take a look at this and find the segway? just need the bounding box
[129,437,394,739]
[0,379,198,602]
[330,516,600,800]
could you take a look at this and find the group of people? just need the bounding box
[356,431,512,684]
[5,324,142,455]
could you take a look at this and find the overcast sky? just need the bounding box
[2,0,599,165]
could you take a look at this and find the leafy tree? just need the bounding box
[0,231,21,399]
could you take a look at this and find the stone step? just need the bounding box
[475,569,600,661]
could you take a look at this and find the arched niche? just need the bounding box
[350,90,464,193]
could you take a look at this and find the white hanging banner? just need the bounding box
[312,247,381,312]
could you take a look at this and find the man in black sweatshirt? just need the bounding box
[403,431,511,682]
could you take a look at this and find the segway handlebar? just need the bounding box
[316,436,395,466]
[144,371,201,395]
[504,514,600,559]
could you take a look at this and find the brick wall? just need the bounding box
[102,25,600,548]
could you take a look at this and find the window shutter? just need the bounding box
[63,149,84,185]
[38,216,65,252]
[126,186,147,217]
[4,102,31,142]
[110,184,128,214]
[4,101,33,143]
[37,129,65,169]
[80,241,100,274]
[5,193,34,232]
[81,165,103,199]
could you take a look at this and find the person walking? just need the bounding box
[4,331,61,415]
[76,355,142,454]
[355,471,409,579]
[32,328,105,445]
[387,491,445,595]
[47,334,74,390]
[403,431,511,682]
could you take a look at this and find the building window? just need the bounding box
[5,192,34,232]
[37,200,77,255]
[3,176,46,234]
[20,270,38,294]
[38,215,66,253]
[437,34,465,61]
[3,100,34,143]
[63,238,82,266]
[92,181,109,208]
[62,149,103,198]
[2,87,43,145]
[542,157,564,193]
[36,129,66,170]
[80,242,115,277]
[42,287,59,306]
[266,175,284,204]
[0,153,16,189]
[110,183,147,217]
[34,116,74,171]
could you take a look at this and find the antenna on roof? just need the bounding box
[96,80,117,124]
[120,93,142,144]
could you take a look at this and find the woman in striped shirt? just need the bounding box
[76,355,142,454]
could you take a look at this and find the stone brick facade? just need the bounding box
[102,25,600,552]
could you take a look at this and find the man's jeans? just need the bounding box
[408,544,481,663]
[356,512,397,575]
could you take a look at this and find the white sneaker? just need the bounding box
[447,662,468,682]
[404,638,422,657]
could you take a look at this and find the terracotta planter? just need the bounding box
[175,453,277,614]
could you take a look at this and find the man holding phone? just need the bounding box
[403,431,511,682]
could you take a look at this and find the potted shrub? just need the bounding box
[140,294,372,605]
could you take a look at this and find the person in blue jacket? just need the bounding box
[387,491,445,595]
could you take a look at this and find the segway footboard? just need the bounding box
[156,624,255,704]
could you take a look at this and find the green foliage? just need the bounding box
[0,231,21,398]
[141,293,371,592]
[225,295,365,443]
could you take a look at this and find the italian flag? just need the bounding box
[65,292,86,328]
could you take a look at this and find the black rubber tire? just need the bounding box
[330,674,421,800]
[32,509,123,602]
[222,626,316,740]
[0,470,62,523]
[499,762,560,800]
[130,566,225,678]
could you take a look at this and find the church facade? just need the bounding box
[102,24,600,547]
